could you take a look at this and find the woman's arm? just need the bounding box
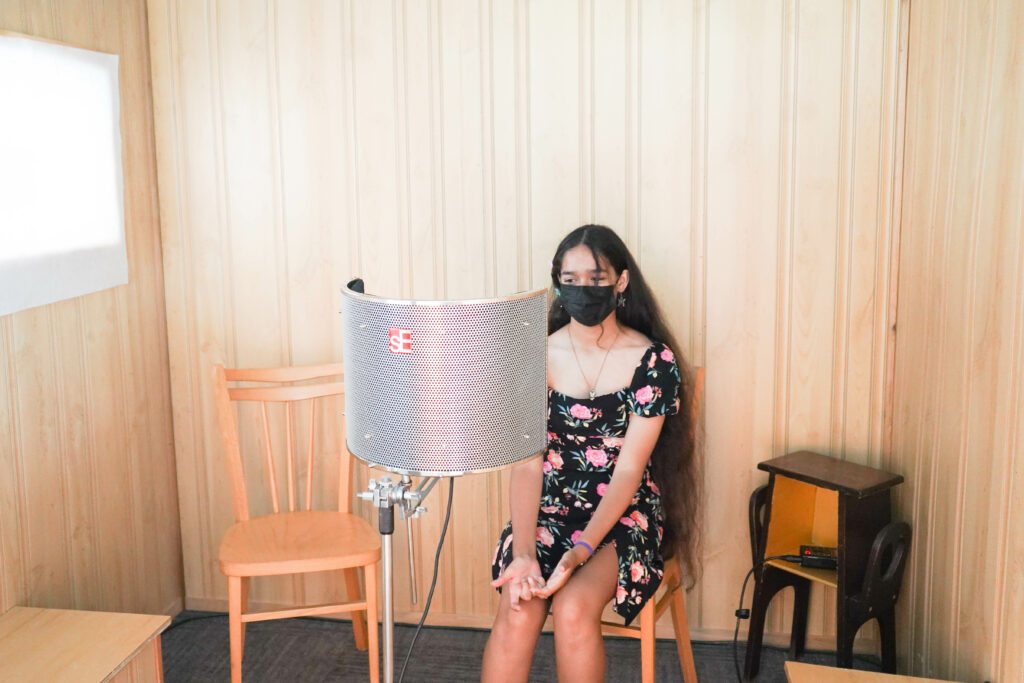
[576,414,663,548]
[509,454,544,557]
[491,454,545,610]
[533,414,664,597]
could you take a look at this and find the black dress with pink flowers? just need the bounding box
[491,341,682,625]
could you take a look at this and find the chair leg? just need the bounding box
[669,587,698,683]
[365,562,380,683]
[239,577,249,659]
[640,599,656,683]
[344,567,368,651]
[228,576,243,683]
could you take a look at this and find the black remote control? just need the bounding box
[798,545,838,569]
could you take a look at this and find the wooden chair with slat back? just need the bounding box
[599,366,704,683]
[213,363,380,683]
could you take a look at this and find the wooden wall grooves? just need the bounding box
[0,0,184,617]
[3,0,1018,678]
[148,0,903,648]
[892,0,1024,680]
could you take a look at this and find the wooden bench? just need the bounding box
[0,606,170,682]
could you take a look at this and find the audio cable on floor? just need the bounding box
[397,477,455,683]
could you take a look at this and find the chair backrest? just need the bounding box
[213,363,351,522]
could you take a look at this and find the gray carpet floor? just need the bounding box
[161,611,882,682]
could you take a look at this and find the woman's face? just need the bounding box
[558,244,628,292]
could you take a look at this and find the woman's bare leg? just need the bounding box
[550,545,619,683]
[481,589,550,683]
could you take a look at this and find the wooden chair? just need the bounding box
[213,363,380,683]
[599,367,705,683]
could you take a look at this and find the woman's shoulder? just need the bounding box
[626,339,682,416]
[630,339,680,382]
[630,332,674,356]
[547,326,570,343]
[618,326,653,353]
[649,340,677,363]
[623,331,679,363]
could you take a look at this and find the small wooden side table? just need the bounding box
[0,606,170,682]
[745,451,911,679]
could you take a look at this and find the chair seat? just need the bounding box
[219,510,381,577]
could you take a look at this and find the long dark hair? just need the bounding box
[549,225,702,586]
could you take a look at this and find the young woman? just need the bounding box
[482,225,701,682]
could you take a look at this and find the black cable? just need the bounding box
[398,477,455,683]
[733,554,802,683]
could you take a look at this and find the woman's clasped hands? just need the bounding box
[490,555,545,610]
[491,545,591,608]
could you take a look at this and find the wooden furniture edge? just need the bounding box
[0,606,171,683]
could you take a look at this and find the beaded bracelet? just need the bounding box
[573,540,595,558]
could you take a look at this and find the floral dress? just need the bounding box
[491,341,682,625]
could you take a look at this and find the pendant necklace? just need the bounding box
[569,324,621,399]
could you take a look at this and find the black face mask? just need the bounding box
[557,285,617,327]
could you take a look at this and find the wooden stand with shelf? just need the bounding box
[744,451,910,680]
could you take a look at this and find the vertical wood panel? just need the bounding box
[792,0,843,635]
[999,242,1024,683]
[529,0,580,266]
[991,11,1024,681]
[638,0,695,353]
[706,0,786,636]
[351,0,403,299]
[590,0,627,232]
[49,299,94,608]
[893,0,1024,680]
[0,321,24,611]
[846,0,901,470]
[150,0,902,650]
[116,0,182,616]
[16,309,74,607]
[0,0,183,616]
[403,0,440,300]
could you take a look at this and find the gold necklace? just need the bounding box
[568,324,621,399]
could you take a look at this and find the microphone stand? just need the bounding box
[358,474,441,683]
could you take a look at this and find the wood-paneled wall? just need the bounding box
[701,0,905,645]
[0,1,183,616]
[4,1,1020,676]
[889,0,1024,680]
[149,0,905,649]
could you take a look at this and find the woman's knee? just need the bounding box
[550,589,603,633]
[493,596,547,638]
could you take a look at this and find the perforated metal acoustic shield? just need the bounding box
[340,281,548,476]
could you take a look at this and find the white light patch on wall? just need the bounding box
[0,34,126,316]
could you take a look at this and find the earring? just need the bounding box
[617,293,626,308]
